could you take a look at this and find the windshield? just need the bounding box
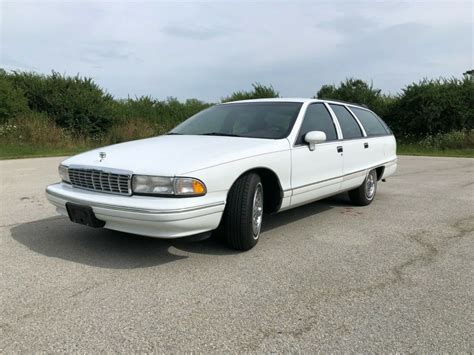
[170,102,303,139]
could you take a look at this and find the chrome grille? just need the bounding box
[68,166,132,195]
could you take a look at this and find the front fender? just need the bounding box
[182,147,292,211]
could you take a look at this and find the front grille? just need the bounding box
[68,166,132,195]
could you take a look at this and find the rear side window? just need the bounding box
[350,107,390,136]
[296,103,338,144]
[329,104,363,139]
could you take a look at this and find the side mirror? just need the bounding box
[304,131,326,151]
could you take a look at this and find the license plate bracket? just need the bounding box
[66,203,105,228]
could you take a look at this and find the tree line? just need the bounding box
[1,69,472,140]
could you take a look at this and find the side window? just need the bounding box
[350,107,389,136]
[296,103,338,144]
[329,104,363,139]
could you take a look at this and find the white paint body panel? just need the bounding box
[340,139,369,190]
[46,98,397,239]
[290,143,343,208]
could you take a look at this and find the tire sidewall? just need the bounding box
[250,181,263,240]
[364,170,377,202]
[244,175,262,246]
[221,173,263,251]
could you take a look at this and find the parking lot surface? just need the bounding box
[0,155,473,352]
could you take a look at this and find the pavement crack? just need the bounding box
[393,231,438,278]
[337,216,473,297]
[69,280,106,299]
[332,231,438,297]
[447,217,474,240]
[249,218,474,348]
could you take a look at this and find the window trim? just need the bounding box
[293,102,341,147]
[327,103,366,140]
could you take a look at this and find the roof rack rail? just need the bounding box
[323,99,369,109]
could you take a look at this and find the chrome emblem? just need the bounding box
[99,152,106,162]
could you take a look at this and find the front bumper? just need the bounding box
[46,183,226,238]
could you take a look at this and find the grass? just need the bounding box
[397,145,474,158]
[0,114,164,160]
[0,143,97,160]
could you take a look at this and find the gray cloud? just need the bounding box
[316,16,379,34]
[161,25,230,40]
[1,0,472,101]
[81,41,133,64]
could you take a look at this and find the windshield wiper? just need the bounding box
[200,132,241,137]
[166,132,182,135]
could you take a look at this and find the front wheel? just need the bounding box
[220,173,263,251]
[348,169,377,206]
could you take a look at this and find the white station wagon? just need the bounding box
[46,98,397,250]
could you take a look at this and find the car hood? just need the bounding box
[62,135,289,176]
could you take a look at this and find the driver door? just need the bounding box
[290,103,343,207]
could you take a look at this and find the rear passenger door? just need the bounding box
[347,106,392,166]
[290,103,343,207]
[327,104,368,191]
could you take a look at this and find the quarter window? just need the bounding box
[296,103,338,144]
[329,104,363,139]
[350,107,390,136]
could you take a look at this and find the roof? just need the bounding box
[223,98,313,104]
[223,97,370,109]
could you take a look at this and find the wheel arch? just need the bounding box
[228,167,284,214]
[375,166,385,181]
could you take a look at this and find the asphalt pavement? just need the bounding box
[0,155,473,352]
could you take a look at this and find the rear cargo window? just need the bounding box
[350,107,390,136]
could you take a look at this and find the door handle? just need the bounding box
[364,142,369,149]
[337,146,343,153]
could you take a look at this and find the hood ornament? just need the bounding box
[99,152,106,162]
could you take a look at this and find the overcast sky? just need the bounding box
[1,0,472,101]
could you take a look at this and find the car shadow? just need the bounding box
[10,193,352,269]
[263,193,351,232]
[10,217,189,269]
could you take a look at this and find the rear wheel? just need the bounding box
[220,173,263,251]
[349,169,377,206]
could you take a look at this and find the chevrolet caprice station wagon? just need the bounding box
[46,98,397,250]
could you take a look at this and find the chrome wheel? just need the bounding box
[252,183,263,238]
[365,172,376,200]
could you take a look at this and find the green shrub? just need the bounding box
[222,83,279,102]
[315,78,392,117]
[106,118,157,144]
[0,70,29,123]
[111,96,210,128]
[388,78,473,136]
[7,71,114,135]
[154,97,210,125]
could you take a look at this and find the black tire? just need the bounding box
[348,169,377,206]
[220,173,263,251]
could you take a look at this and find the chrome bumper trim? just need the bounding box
[46,188,225,215]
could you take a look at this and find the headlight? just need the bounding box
[132,175,206,196]
[58,165,70,183]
